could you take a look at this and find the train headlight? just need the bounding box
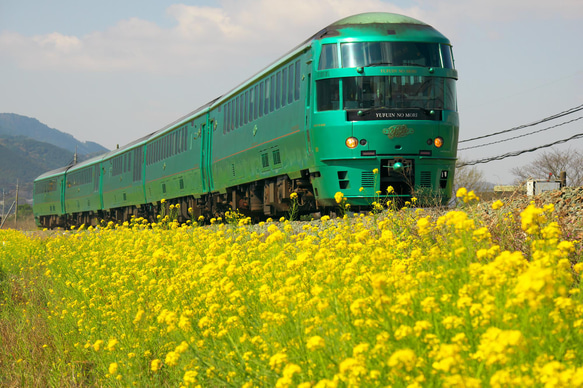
[345,137,358,149]
[434,137,444,148]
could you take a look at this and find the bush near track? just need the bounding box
[1,189,583,387]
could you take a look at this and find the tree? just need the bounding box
[454,158,491,193]
[511,147,583,186]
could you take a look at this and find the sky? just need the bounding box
[1,0,582,185]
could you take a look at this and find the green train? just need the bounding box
[33,12,459,228]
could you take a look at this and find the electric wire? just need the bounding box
[458,116,583,151]
[458,131,583,167]
[459,103,583,143]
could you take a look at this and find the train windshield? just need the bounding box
[317,76,456,112]
[339,42,454,69]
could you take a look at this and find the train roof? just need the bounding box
[326,12,427,28]
[313,12,450,43]
[35,165,70,181]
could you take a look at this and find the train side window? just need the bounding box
[244,91,249,125]
[288,64,294,104]
[249,87,255,122]
[276,71,282,109]
[230,101,235,131]
[163,137,167,159]
[223,104,228,134]
[270,75,276,112]
[316,78,340,111]
[161,138,166,159]
[173,132,178,156]
[259,82,264,118]
[319,44,338,70]
[254,85,259,120]
[294,61,301,101]
[228,101,233,132]
[228,102,233,132]
[282,67,287,108]
[240,94,245,127]
[235,96,240,129]
[264,78,270,115]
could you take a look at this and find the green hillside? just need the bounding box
[0,136,75,200]
[0,114,109,202]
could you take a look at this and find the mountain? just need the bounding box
[0,113,108,155]
[0,114,109,203]
[0,135,72,180]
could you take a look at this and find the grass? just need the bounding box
[0,214,37,232]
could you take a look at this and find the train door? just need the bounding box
[200,115,215,193]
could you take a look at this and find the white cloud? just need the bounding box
[0,0,423,75]
[32,32,82,52]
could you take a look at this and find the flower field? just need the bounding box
[1,192,583,387]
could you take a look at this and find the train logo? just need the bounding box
[383,125,414,139]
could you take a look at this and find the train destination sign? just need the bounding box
[346,108,441,121]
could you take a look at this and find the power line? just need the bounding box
[458,131,583,167]
[458,116,583,151]
[459,103,583,143]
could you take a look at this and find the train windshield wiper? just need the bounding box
[401,62,427,67]
[366,61,393,67]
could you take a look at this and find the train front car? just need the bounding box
[309,13,458,208]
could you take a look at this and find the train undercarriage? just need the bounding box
[37,170,323,229]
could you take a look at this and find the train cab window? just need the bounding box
[343,76,447,110]
[441,44,454,69]
[316,78,340,111]
[319,44,338,70]
[444,79,457,111]
[341,42,442,68]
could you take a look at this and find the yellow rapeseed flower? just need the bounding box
[108,362,118,375]
[306,335,326,351]
[492,200,504,210]
[151,359,161,371]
